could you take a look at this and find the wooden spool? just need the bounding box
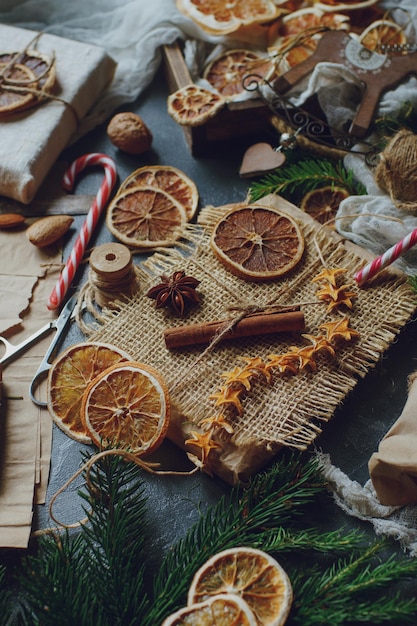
[88,242,139,308]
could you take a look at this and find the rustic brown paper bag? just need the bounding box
[369,372,417,506]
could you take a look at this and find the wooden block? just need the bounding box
[162,41,272,156]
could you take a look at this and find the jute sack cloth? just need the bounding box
[369,372,417,506]
[86,195,417,484]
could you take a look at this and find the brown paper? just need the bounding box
[0,24,116,204]
[369,372,417,506]
[0,228,62,547]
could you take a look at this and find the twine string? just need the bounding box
[37,448,198,534]
[0,31,80,125]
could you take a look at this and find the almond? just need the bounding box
[0,213,26,229]
[26,215,74,247]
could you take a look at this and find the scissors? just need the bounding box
[0,295,77,407]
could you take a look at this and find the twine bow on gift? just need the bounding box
[0,33,79,124]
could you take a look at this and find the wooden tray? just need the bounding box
[162,41,272,156]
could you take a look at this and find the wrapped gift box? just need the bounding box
[0,24,116,204]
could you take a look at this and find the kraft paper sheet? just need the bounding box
[0,228,62,548]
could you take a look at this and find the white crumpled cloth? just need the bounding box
[317,453,417,556]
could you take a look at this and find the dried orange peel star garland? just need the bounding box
[185,267,359,474]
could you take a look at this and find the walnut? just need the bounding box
[106,112,153,154]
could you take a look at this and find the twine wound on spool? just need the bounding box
[88,242,139,309]
[375,129,417,213]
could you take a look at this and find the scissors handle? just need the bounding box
[0,322,54,367]
[29,295,78,407]
[29,363,51,408]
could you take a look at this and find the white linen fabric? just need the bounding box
[317,453,417,556]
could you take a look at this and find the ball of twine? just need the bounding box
[375,129,417,212]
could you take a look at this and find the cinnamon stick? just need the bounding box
[163,309,305,350]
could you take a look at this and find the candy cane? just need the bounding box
[47,153,117,310]
[354,226,417,286]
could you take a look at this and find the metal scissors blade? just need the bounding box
[26,295,78,407]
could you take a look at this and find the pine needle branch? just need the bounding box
[291,542,417,625]
[144,453,340,625]
[17,451,152,626]
[249,157,366,203]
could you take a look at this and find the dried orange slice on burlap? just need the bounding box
[176,0,281,36]
[188,547,293,626]
[47,342,132,443]
[211,204,304,281]
[358,19,407,52]
[0,49,55,116]
[120,165,199,221]
[167,84,225,127]
[300,186,349,226]
[106,186,187,249]
[162,594,257,626]
[203,49,273,101]
[81,361,170,455]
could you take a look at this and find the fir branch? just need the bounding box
[9,451,417,626]
[291,543,417,625]
[144,453,337,625]
[17,452,151,626]
[249,158,365,203]
[408,274,417,296]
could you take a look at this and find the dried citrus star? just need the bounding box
[316,283,357,312]
[302,333,336,358]
[185,429,222,457]
[312,267,348,287]
[265,353,299,376]
[209,386,244,415]
[200,413,234,434]
[220,365,254,391]
[239,355,272,382]
[320,317,360,343]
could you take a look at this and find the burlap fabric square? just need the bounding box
[86,195,417,484]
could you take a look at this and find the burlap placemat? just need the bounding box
[86,195,416,484]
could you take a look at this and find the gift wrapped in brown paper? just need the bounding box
[0,24,116,204]
[369,372,417,506]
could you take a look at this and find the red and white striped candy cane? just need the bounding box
[47,153,117,310]
[355,226,417,286]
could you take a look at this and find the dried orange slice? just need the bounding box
[203,49,273,101]
[120,165,199,221]
[162,594,257,626]
[81,361,170,455]
[47,342,132,443]
[0,62,37,115]
[280,7,350,36]
[211,204,304,281]
[358,19,407,52]
[167,84,225,127]
[106,186,187,249]
[0,49,55,116]
[300,186,349,226]
[176,0,281,36]
[188,547,293,626]
[316,0,378,11]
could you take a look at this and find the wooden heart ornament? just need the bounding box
[239,142,286,178]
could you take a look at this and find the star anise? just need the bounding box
[146,270,200,316]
